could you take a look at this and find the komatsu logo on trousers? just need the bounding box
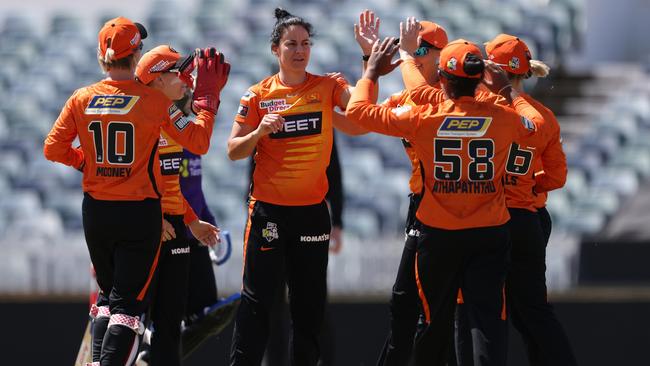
[300,234,330,242]
[171,247,190,255]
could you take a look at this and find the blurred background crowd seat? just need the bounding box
[4,0,642,297]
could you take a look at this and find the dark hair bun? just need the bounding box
[275,8,292,21]
[463,54,484,76]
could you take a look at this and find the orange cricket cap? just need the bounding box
[98,16,147,61]
[419,21,448,49]
[135,45,183,84]
[438,39,484,79]
[485,34,532,75]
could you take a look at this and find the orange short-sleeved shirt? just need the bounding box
[44,79,215,201]
[235,73,347,206]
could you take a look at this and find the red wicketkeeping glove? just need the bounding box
[191,47,231,115]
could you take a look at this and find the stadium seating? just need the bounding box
[0,0,610,296]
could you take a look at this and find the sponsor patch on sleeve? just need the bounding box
[237,104,249,118]
[521,116,536,131]
[168,104,183,120]
[174,115,191,131]
[437,117,492,137]
[85,95,139,115]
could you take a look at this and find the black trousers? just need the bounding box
[230,200,331,366]
[414,222,509,366]
[150,214,192,366]
[537,206,552,245]
[506,208,577,366]
[378,194,422,366]
[186,238,218,319]
[83,193,162,365]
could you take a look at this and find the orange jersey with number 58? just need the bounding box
[348,79,535,230]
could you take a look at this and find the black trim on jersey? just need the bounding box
[418,160,426,198]
[148,143,162,198]
[247,152,256,200]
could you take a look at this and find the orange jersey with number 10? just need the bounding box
[235,73,347,206]
[44,79,215,201]
[348,79,535,230]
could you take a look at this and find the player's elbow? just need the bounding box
[43,144,59,162]
[226,140,245,161]
[345,102,363,123]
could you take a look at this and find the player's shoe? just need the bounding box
[181,293,241,357]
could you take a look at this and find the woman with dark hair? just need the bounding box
[227,7,366,366]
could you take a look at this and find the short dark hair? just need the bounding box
[270,8,314,46]
[443,75,482,98]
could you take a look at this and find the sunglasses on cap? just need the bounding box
[414,46,430,57]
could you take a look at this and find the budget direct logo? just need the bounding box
[270,112,323,139]
[438,117,492,137]
[260,99,291,113]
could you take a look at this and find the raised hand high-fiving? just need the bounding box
[354,9,381,56]
[363,37,402,82]
[399,16,420,58]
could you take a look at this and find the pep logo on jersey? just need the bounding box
[438,117,492,137]
[270,112,322,139]
[85,95,139,115]
[159,152,183,175]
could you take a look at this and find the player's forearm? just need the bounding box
[400,58,428,90]
[536,144,567,193]
[182,197,199,225]
[347,79,411,138]
[178,110,215,155]
[43,141,84,169]
[400,59,445,105]
[227,131,262,161]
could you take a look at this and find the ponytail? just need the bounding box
[529,59,550,78]
[270,7,314,45]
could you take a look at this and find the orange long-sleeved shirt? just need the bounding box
[400,59,559,212]
[158,107,215,218]
[347,78,534,230]
[382,91,423,194]
[44,79,214,201]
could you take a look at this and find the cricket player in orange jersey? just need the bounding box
[227,8,366,366]
[134,44,227,366]
[373,18,450,366]
[397,19,557,365]
[346,35,536,366]
[43,17,224,366]
[483,34,576,366]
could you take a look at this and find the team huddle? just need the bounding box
[43,6,575,366]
